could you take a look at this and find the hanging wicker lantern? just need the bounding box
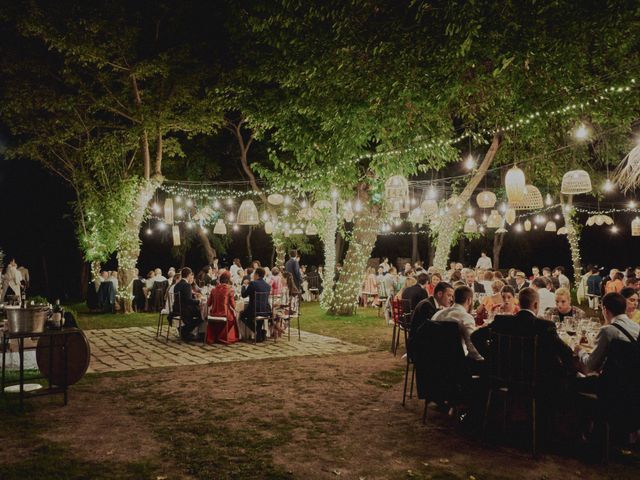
[385,175,409,211]
[463,218,478,233]
[505,166,527,203]
[510,185,544,210]
[545,221,557,232]
[561,170,592,195]
[505,208,516,225]
[486,210,502,229]
[267,193,284,205]
[632,217,640,236]
[237,200,259,225]
[421,199,438,217]
[557,226,567,235]
[264,221,274,235]
[193,206,214,222]
[172,225,180,245]
[408,207,424,224]
[476,191,497,209]
[586,214,614,226]
[164,198,174,225]
[213,219,227,235]
[524,219,532,231]
[305,223,318,236]
[496,224,508,233]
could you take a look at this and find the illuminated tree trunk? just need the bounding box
[433,134,501,271]
[272,233,286,267]
[320,197,338,311]
[562,194,583,283]
[328,186,380,316]
[117,179,157,313]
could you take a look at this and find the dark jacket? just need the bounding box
[468,281,486,294]
[401,284,428,311]
[407,296,439,360]
[242,278,271,319]
[285,258,303,289]
[513,280,530,292]
[174,279,201,320]
[471,309,575,383]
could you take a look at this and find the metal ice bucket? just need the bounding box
[5,307,50,334]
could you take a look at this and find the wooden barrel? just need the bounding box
[36,330,91,386]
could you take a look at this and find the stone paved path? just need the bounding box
[85,326,367,373]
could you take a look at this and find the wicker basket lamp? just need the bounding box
[505,166,526,203]
[476,190,497,209]
[510,185,544,210]
[385,175,410,212]
[561,170,592,195]
[164,198,174,225]
[237,200,260,225]
[632,217,640,236]
[505,208,516,225]
[172,225,180,245]
[544,221,557,232]
[463,218,478,233]
[421,199,438,217]
[486,210,502,229]
[213,219,227,235]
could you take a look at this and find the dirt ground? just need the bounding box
[1,350,638,479]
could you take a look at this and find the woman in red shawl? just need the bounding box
[206,270,239,344]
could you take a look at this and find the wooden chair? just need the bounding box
[399,299,415,406]
[253,291,272,344]
[156,292,181,343]
[149,280,169,312]
[482,332,539,456]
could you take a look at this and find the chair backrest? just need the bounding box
[254,291,271,317]
[486,332,538,392]
[398,299,413,328]
[172,291,182,317]
[307,275,320,290]
[413,320,469,403]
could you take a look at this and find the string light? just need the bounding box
[152,202,160,213]
[146,228,152,235]
[545,193,553,206]
[611,225,619,234]
[628,201,637,209]
[186,199,193,207]
[602,179,614,192]
[226,198,233,206]
[464,155,477,170]
[574,122,591,141]
[213,200,221,208]
[157,221,166,230]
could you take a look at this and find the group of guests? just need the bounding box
[0,258,29,303]
[405,274,639,445]
[161,250,315,343]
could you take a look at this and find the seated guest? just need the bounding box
[395,276,417,300]
[240,267,271,342]
[401,273,428,311]
[206,271,239,344]
[480,270,494,295]
[620,287,640,324]
[197,265,213,287]
[494,285,520,315]
[543,267,560,290]
[472,287,575,384]
[513,271,529,292]
[475,280,505,325]
[605,271,624,294]
[408,281,455,347]
[164,273,181,311]
[144,270,155,291]
[576,292,640,373]
[174,267,203,341]
[426,272,441,297]
[433,286,484,361]
[544,287,585,321]
[464,269,485,294]
[531,277,556,316]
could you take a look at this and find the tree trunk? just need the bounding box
[335,231,345,264]
[91,260,102,293]
[492,232,505,270]
[320,197,338,310]
[457,235,466,264]
[411,225,419,263]
[427,232,435,267]
[245,227,253,260]
[433,134,501,271]
[196,228,217,265]
[117,180,157,313]
[328,185,381,316]
[562,195,583,283]
[272,233,286,267]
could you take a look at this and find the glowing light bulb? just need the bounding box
[515,223,523,232]
[283,208,289,215]
[186,199,193,207]
[152,202,160,213]
[481,213,488,222]
[611,225,619,234]
[574,123,590,140]
[354,199,362,212]
[226,198,233,206]
[187,222,194,229]
[545,193,553,206]
[158,221,166,230]
[284,195,291,205]
[202,227,208,234]
[410,197,417,206]
[554,214,561,220]
[176,208,184,217]
[394,219,401,227]
[227,212,235,221]
[146,228,152,235]
[466,208,474,217]
[479,225,485,233]
[498,203,507,213]
[233,224,239,231]
[427,185,437,200]
[213,200,221,209]
[602,179,614,192]
[175,196,182,203]
[301,200,307,208]
[464,155,477,170]
[628,201,637,209]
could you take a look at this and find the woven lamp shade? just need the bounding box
[264,221,274,235]
[505,208,516,225]
[172,225,180,245]
[267,193,284,205]
[408,207,424,224]
[463,218,478,233]
[632,217,640,236]
[545,221,557,232]
[586,214,614,226]
[213,219,227,235]
[305,224,318,236]
[510,185,544,210]
[237,200,259,225]
[385,175,409,211]
[557,227,567,235]
[561,170,592,195]
[496,225,508,233]
[164,199,174,225]
[486,210,502,229]
[524,219,532,231]
[421,199,438,217]
[476,191,497,209]
[505,166,526,203]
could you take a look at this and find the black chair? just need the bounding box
[86,282,99,310]
[307,276,321,301]
[399,299,415,406]
[482,332,539,456]
[253,291,272,344]
[156,292,181,343]
[97,281,116,313]
[413,320,471,424]
[149,280,169,312]
[132,279,146,312]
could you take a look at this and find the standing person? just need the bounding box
[285,250,303,290]
[605,271,624,294]
[174,267,203,342]
[620,287,640,324]
[586,266,603,309]
[475,252,492,270]
[553,266,571,289]
[1,259,22,302]
[229,258,242,280]
[401,273,429,311]
[426,272,442,296]
[464,270,485,294]
[379,257,391,273]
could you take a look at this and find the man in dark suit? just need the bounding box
[471,287,575,383]
[513,271,530,293]
[408,281,455,354]
[464,270,485,293]
[241,267,271,342]
[402,273,429,311]
[174,267,203,341]
[285,250,303,290]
